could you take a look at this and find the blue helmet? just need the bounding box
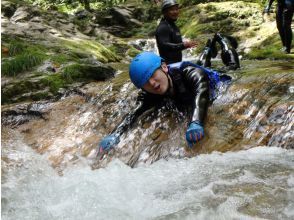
[129,52,163,88]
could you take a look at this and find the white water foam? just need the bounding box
[2,135,294,220]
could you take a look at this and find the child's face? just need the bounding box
[142,64,169,95]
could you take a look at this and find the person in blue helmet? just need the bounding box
[264,0,293,53]
[155,0,197,64]
[96,52,230,159]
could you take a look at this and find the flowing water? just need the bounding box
[2,137,294,220]
[1,39,294,219]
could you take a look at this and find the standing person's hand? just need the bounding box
[184,40,198,49]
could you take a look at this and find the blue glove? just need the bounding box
[96,134,120,159]
[185,121,204,148]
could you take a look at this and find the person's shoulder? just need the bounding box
[156,20,171,32]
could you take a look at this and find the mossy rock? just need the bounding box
[62,63,116,82]
[245,34,294,60]
[1,52,46,76]
[126,47,141,58]
[1,78,47,104]
[179,1,263,38]
[1,62,116,104]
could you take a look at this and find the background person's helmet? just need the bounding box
[161,0,179,12]
[129,52,163,88]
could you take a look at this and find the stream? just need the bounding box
[1,39,294,219]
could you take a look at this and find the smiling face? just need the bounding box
[142,63,169,95]
[163,5,180,21]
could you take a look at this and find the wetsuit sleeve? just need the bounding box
[156,23,186,51]
[111,92,163,136]
[182,66,210,125]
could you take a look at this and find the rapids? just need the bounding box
[1,39,294,219]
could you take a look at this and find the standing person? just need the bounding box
[96,52,230,159]
[155,0,197,64]
[264,0,294,53]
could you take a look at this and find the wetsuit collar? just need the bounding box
[163,16,177,23]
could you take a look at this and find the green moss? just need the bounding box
[7,40,25,56]
[1,36,48,76]
[1,79,43,104]
[1,51,46,76]
[62,64,82,83]
[112,71,130,91]
[178,0,266,7]
[30,91,51,101]
[126,47,141,58]
[62,63,115,82]
[245,34,294,60]
[50,53,77,65]
[60,38,120,63]
[40,74,66,94]
[179,1,262,39]
[133,21,158,38]
[236,60,293,77]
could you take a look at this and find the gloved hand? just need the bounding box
[263,6,270,14]
[185,121,204,148]
[96,134,120,159]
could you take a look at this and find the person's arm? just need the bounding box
[111,95,155,136]
[97,92,162,157]
[182,66,210,125]
[182,66,210,147]
[156,23,186,51]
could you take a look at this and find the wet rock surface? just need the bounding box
[1,60,293,172]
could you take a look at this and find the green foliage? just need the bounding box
[61,39,120,62]
[2,52,46,77]
[1,37,48,76]
[178,0,267,7]
[7,41,26,56]
[62,64,82,82]
[62,63,114,81]
[179,1,263,39]
[50,53,77,64]
[40,74,66,94]
[24,0,127,12]
[245,34,294,60]
[126,47,141,57]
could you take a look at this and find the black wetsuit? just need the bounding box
[155,17,186,64]
[111,65,210,136]
[268,0,294,52]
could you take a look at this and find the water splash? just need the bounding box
[2,135,294,220]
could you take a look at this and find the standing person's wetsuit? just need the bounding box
[264,0,294,53]
[96,52,230,158]
[156,17,185,64]
[155,0,197,64]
